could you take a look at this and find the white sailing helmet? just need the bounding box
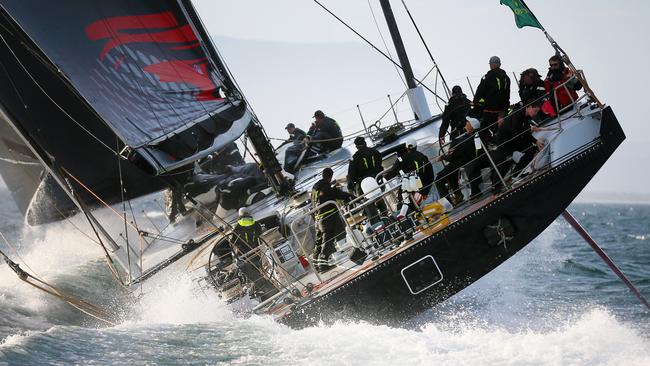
[405,138,417,150]
[360,177,381,200]
[238,207,250,217]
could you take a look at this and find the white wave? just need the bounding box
[0,206,123,339]
[125,271,235,326]
[222,308,647,366]
[626,234,647,241]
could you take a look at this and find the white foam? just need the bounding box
[226,309,649,366]
[126,271,235,326]
[0,331,37,352]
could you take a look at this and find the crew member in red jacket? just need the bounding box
[544,55,582,116]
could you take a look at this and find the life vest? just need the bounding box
[236,216,258,245]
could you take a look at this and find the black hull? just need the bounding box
[280,107,625,329]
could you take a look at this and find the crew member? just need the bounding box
[439,85,471,144]
[435,117,480,206]
[230,207,275,298]
[386,138,435,205]
[473,56,511,136]
[518,68,546,106]
[347,136,383,194]
[163,177,187,223]
[230,207,262,258]
[544,55,582,115]
[305,110,343,152]
[491,101,544,188]
[312,167,353,272]
[284,123,306,143]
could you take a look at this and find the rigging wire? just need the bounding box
[311,0,446,104]
[265,65,439,145]
[62,167,139,233]
[367,0,407,89]
[399,0,450,99]
[116,136,133,282]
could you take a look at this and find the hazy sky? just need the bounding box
[191,0,648,193]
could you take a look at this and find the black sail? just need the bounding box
[0,1,251,223]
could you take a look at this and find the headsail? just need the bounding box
[1,0,250,174]
[0,116,42,215]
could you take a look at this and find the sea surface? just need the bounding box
[0,183,648,365]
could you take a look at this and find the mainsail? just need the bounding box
[0,0,252,222]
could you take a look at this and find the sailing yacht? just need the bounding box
[0,0,626,328]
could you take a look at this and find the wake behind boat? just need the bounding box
[0,0,637,328]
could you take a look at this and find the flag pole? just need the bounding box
[518,0,603,107]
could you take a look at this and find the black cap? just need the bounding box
[522,68,541,78]
[313,110,325,118]
[285,123,295,130]
[451,85,462,95]
[354,136,366,146]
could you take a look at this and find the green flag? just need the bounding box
[500,0,543,30]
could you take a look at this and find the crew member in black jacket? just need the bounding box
[311,167,353,271]
[347,136,383,194]
[306,110,343,152]
[518,68,546,106]
[435,117,480,205]
[284,123,306,143]
[386,139,435,205]
[473,56,511,135]
[439,85,471,144]
[491,101,543,190]
[230,207,276,299]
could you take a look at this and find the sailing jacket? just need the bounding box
[288,127,306,142]
[307,117,343,151]
[387,149,435,196]
[545,67,581,112]
[493,109,537,156]
[439,132,476,167]
[474,68,511,112]
[519,79,546,105]
[347,146,383,192]
[439,93,471,139]
[231,216,263,258]
[312,179,353,221]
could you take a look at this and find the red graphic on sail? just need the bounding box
[145,58,223,101]
[85,11,221,101]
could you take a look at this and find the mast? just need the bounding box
[379,0,432,122]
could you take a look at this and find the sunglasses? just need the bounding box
[550,63,560,67]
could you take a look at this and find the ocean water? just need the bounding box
[0,183,648,365]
